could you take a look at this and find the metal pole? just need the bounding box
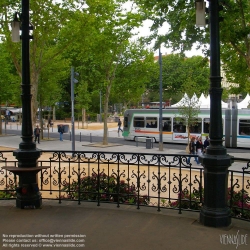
[39,94,43,139]
[199,0,233,227]
[71,66,75,151]
[159,48,163,151]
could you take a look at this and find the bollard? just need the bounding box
[80,132,81,142]
[90,133,92,143]
[70,132,71,141]
[136,137,138,147]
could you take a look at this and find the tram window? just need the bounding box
[189,118,202,133]
[173,118,186,133]
[239,119,250,135]
[203,118,210,133]
[162,118,171,132]
[123,117,128,128]
[133,117,145,127]
[146,117,157,128]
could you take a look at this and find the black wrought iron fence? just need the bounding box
[0,150,249,221]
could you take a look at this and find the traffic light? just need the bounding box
[71,67,79,84]
[71,67,79,100]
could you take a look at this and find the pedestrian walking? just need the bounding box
[196,136,203,156]
[48,117,52,127]
[34,125,41,144]
[118,119,123,133]
[187,137,200,164]
[58,124,64,141]
[203,136,210,153]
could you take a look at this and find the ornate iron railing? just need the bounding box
[0,150,249,221]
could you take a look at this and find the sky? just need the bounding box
[134,19,204,58]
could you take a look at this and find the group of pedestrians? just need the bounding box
[187,136,210,165]
[33,124,65,143]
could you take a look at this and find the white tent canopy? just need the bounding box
[237,94,250,109]
[171,93,189,107]
[171,93,229,108]
[199,93,210,108]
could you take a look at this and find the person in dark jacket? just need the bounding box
[118,119,123,133]
[58,125,64,141]
[187,137,199,164]
[203,136,210,153]
[196,136,203,155]
[34,125,41,144]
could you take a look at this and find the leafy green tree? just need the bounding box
[147,54,210,103]
[111,41,155,110]
[134,0,250,93]
[0,1,76,124]
[177,93,201,145]
[0,43,20,134]
[65,0,145,145]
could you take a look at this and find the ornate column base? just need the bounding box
[199,152,234,227]
[16,183,42,209]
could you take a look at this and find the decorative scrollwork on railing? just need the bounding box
[172,172,188,189]
[49,151,75,162]
[72,166,86,179]
[151,171,167,193]
[0,152,7,162]
[246,179,250,190]
[52,166,66,186]
[231,178,240,190]
[0,178,5,186]
[193,174,201,187]
[131,169,147,193]
[169,156,182,167]
[243,161,250,172]
[181,156,191,167]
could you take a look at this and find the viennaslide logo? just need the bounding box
[220,230,248,249]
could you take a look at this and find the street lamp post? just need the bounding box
[10,0,42,208]
[199,0,233,227]
[159,48,163,151]
[71,67,79,152]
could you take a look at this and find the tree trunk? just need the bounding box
[0,106,2,135]
[53,106,56,121]
[103,81,112,145]
[82,108,86,128]
[30,70,39,126]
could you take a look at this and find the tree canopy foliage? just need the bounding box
[2,0,246,141]
[146,54,210,104]
[134,0,250,93]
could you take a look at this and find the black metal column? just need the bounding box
[13,0,42,208]
[199,0,233,227]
